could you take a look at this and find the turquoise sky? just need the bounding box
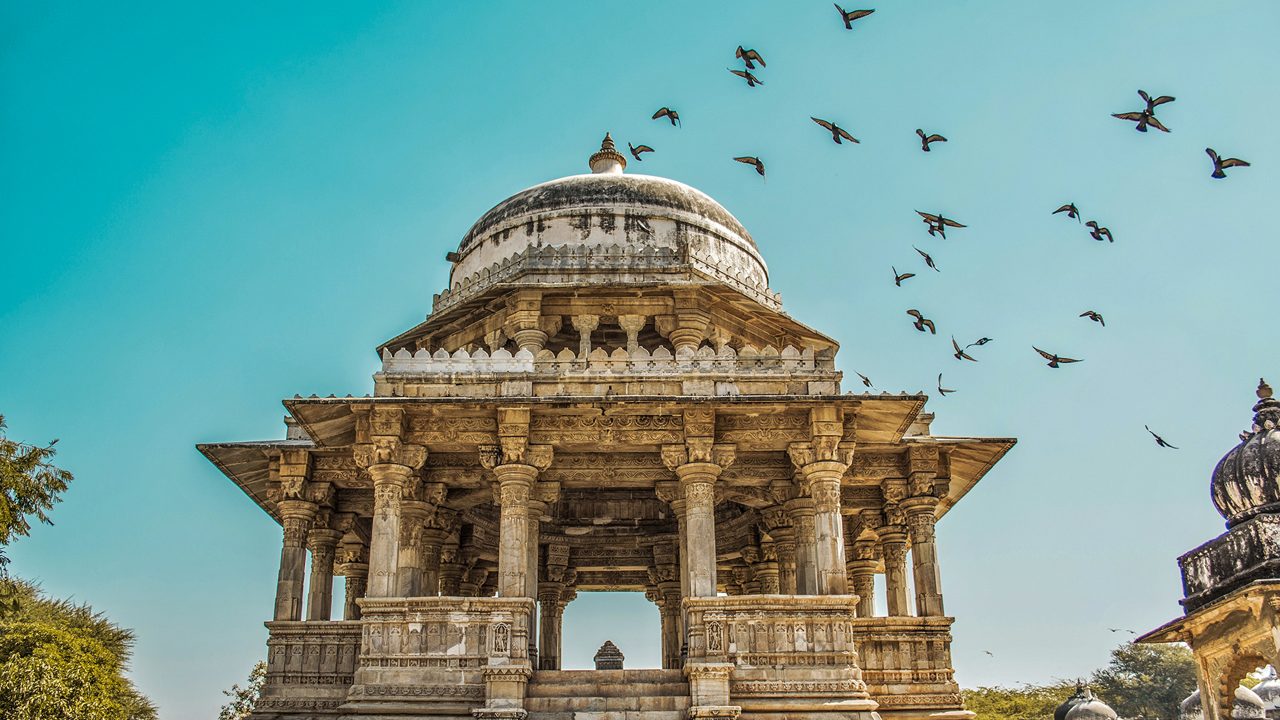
[2,2,1277,716]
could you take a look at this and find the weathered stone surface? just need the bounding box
[203,137,1014,720]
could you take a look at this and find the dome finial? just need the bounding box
[589,132,627,174]
[1260,378,1273,400]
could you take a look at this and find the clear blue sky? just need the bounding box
[2,2,1277,716]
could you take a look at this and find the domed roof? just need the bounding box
[1181,686,1269,719]
[1064,691,1118,720]
[1211,379,1280,527]
[1056,682,1093,720]
[1234,685,1267,718]
[1253,667,1280,710]
[1182,689,1204,720]
[446,135,768,296]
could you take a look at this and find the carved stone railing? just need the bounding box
[343,597,535,718]
[432,243,782,315]
[850,616,968,716]
[1178,513,1280,612]
[252,621,361,718]
[381,343,825,376]
[684,596,881,720]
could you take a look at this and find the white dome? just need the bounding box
[445,137,769,301]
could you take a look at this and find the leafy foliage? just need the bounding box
[1091,643,1197,720]
[0,581,156,720]
[219,661,267,720]
[963,643,1197,720]
[0,413,72,609]
[962,681,1076,720]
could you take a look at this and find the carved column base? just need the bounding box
[475,664,533,720]
[687,706,742,720]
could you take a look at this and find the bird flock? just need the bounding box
[612,4,1253,450]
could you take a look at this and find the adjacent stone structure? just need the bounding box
[200,136,1015,720]
[1141,380,1280,720]
[594,641,624,670]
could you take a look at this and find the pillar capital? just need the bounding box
[354,437,427,473]
[662,442,736,474]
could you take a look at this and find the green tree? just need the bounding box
[219,661,267,720]
[1091,643,1197,720]
[962,680,1076,720]
[0,580,156,720]
[0,413,72,606]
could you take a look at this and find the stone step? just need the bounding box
[525,695,691,713]
[527,712,686,720]
[527,669,689,699]
[527,684,691,699]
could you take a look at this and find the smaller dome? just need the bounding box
[1233,685,1267,719]
[1181,686,1269,720]
[1254,667,1280,711]
[1056,682,1093,720]
[1065,691,1118,720]
[1211,379,1280,527]
[1182,689,1203,720]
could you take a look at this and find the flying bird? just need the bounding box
[628,143,654,161]
[892,266,915,286]
[1112,110,1170,133]
[652,107,681,126]
[635,218,654,234]
[916,211,966,239]
[1080,310,1105,326]
[856,371,873,388]
[937,373,955,396]
[1145,426,1179,449]
[735,46,766,69]
[916,129,947,151]
[907,309,936,334]
[1085,221,1114,243]
[1206,148,1250,179]
[834,4,875,29]
[1033,346,1083,368]
[1053,203,1081,221]
[913,245,940,272]
[811,117,860,144]
[951,337,977,362]
[1139,89,1175,113]
[966,337,993,348]
[983,650,994,657]
[1108,628,1138,635]
[729,68,764,87]
[733,156,766,177]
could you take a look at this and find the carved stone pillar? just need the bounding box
[785,497,818,595]
[419,528,450,597]
[492,464,535,597]
[572,314,599,358]
[789,424,855,596]
[662,442,735,598]
[305,523,343,621]
[669,291,710,355]
[506,289,549,353]
[438,545,463,596]
[753,540,781,594]
[618,314,647,354]
[761,508,799,595]
[343,568,368,620]
[396,498,429,598]
[274,499,316,621]
[879,525,911,616]
[904,496,945,616]
[355,434,427,599]
[538,585,563,670]
[337,540,368,620]
[526,499,547,666]
[847,538,879,618]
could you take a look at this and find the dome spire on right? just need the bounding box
[1211,376,1280,526]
